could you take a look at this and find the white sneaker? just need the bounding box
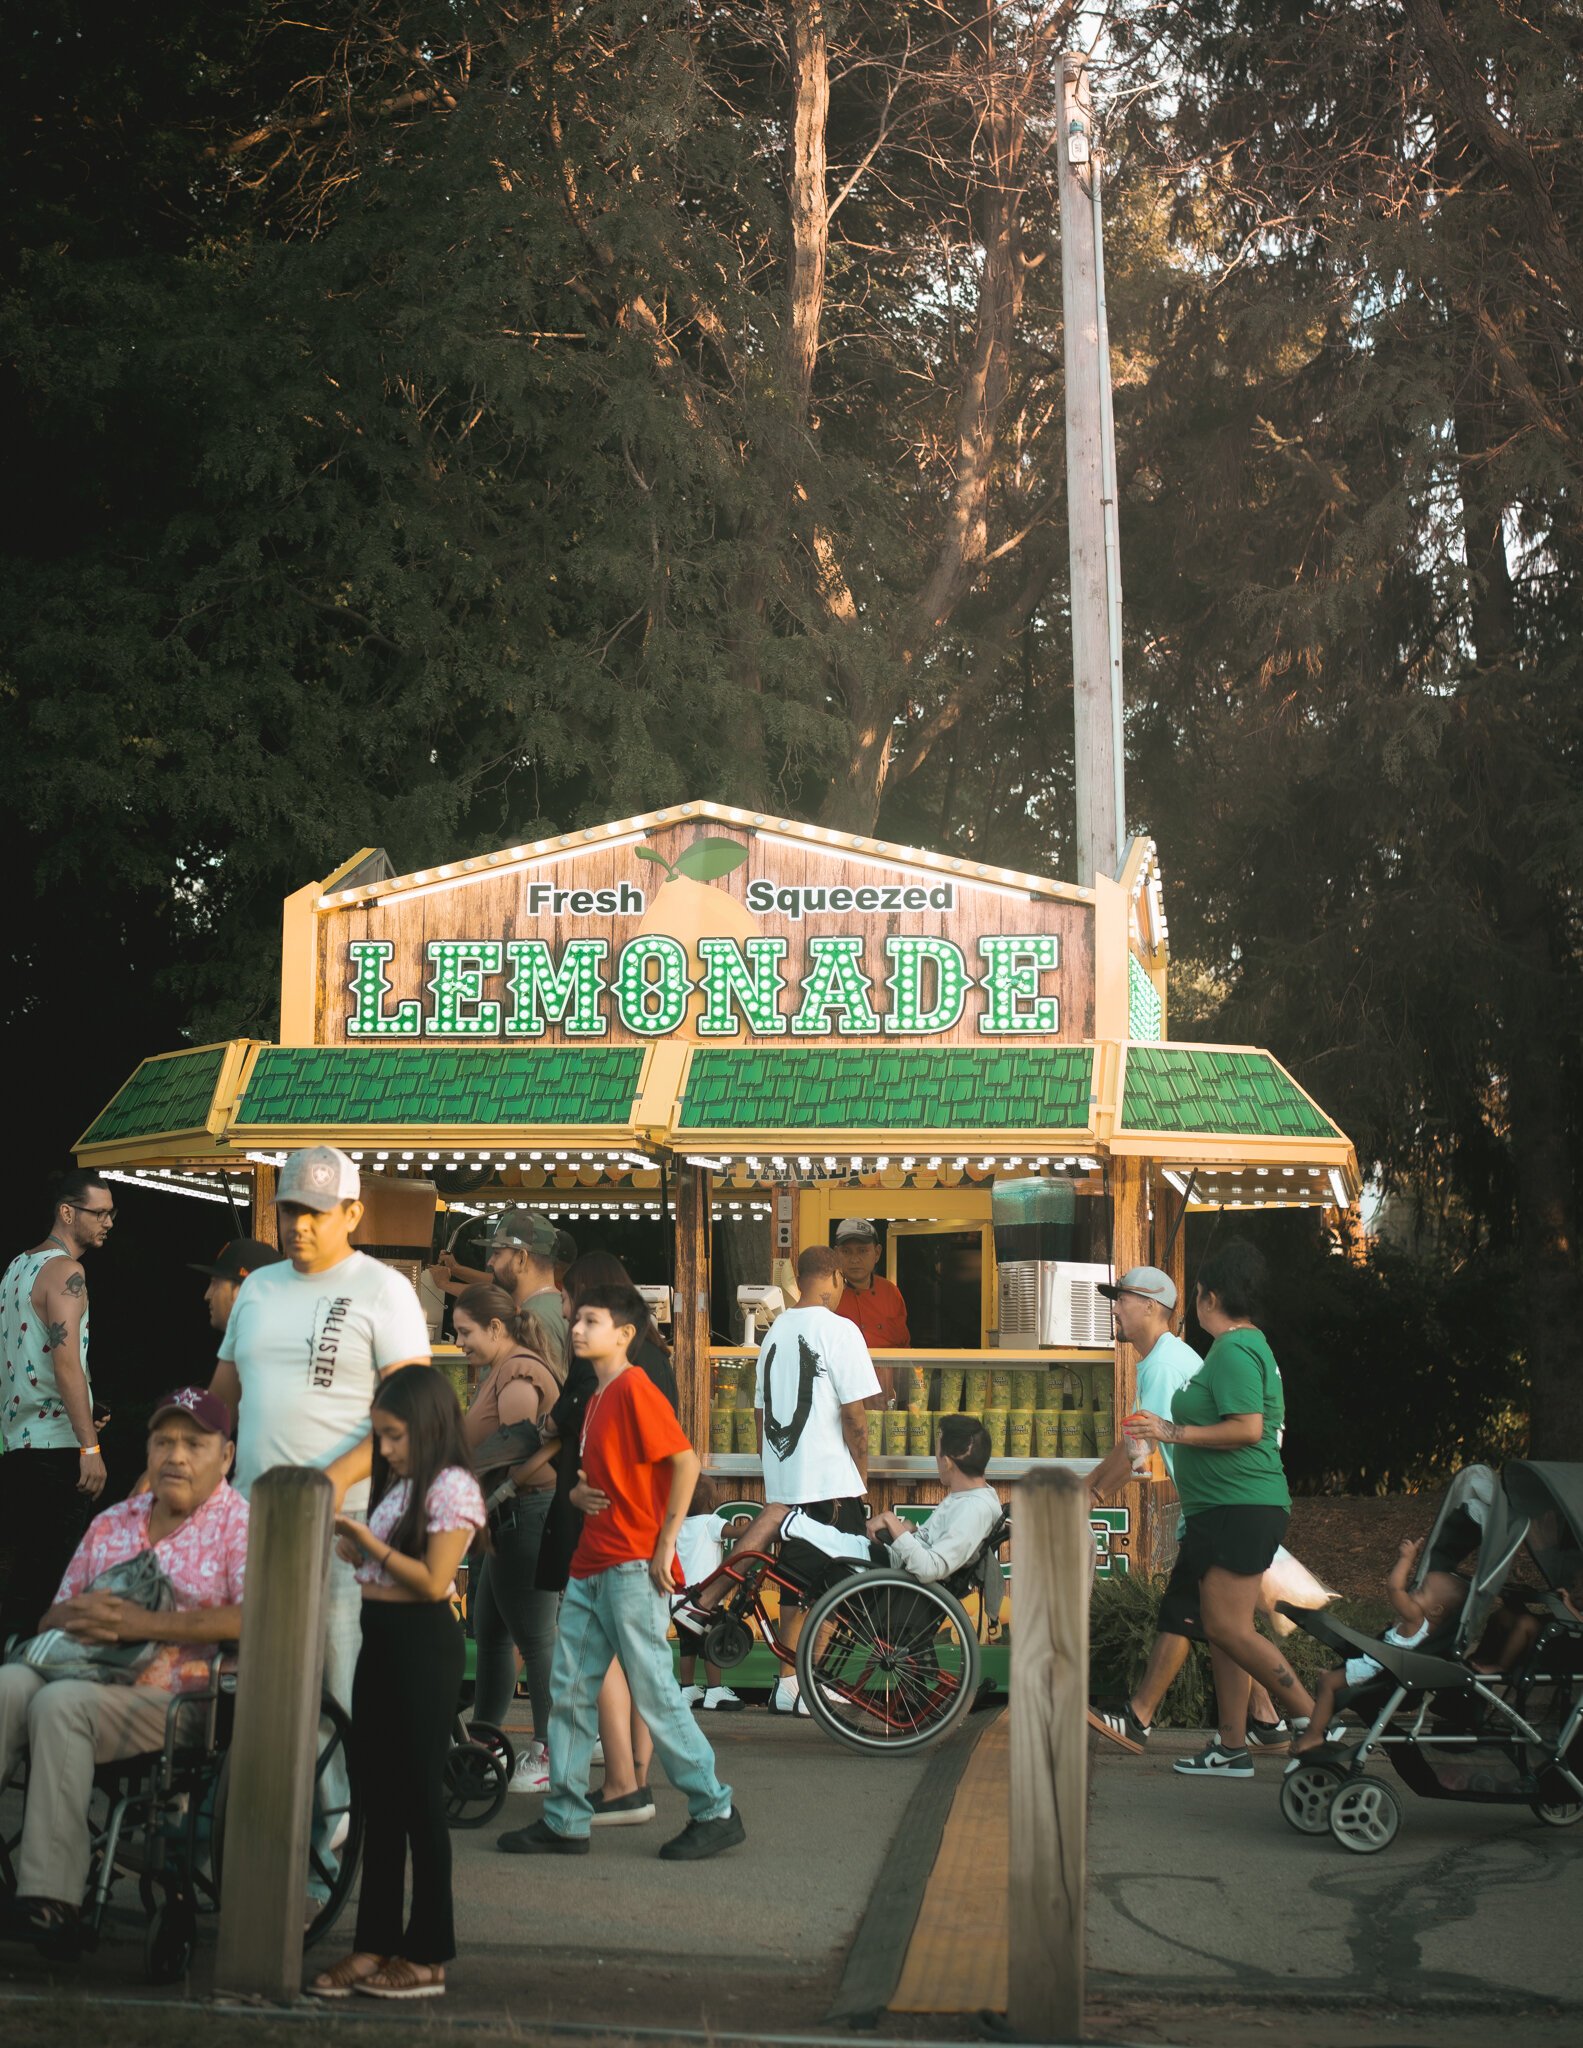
[680,1683,706,1707]
[701,1685,744,1712]
[508,1740,550,1795]
[771,1676,809,1718]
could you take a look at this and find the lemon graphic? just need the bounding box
[635,837,758,1040]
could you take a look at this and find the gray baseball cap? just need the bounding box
[834,1217,880,1243]
[1097,1265,1178,1311]
[277,1145,360,1213]
[489,1206,558,1257]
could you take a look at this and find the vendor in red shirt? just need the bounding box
[833,1217,911,1387]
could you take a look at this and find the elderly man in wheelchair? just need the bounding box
[0,1386,247,1962]
[677,1414,1007,1753]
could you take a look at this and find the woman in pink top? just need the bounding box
[310,1366,483,2002]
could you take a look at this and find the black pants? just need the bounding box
[352,1599,464,1964]
[0,1448,93,1646]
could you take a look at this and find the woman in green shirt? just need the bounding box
[1127,1239,1314,1778]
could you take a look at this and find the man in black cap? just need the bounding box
[189,1238,284,1338]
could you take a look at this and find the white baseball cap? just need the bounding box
[277,1145,361,1212]
[834,1217,880,1243]
[1097,1265,1178,1311]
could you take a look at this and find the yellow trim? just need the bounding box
[632,1040,691,1139]
[279,882,320,1047]
[311,802,1097,913]
[1093,872,1129,1043]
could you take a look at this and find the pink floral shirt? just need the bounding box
[54,1481,250,1693]
[354,1465,485,1593]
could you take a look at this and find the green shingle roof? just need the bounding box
[1120,1047,1336,1141]
[235,1047,645,1129]
[79,1047,228,1147]
[677,1047,1095,1132]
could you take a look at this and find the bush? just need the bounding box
[1089,1571,1389,1728]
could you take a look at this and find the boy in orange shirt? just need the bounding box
[496,1282,744,1862]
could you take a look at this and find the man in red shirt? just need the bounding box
[833,1220,910,1407]
[496,1282,744,1863]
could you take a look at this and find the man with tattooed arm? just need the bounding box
[0,1170,115,1645]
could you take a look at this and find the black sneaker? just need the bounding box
[658,1805,746,1862]
[1172,1741,1254,1779]
[1091,1698,1149,1747]
[1246,1715,1291,1750]
[496,1819,589,1855]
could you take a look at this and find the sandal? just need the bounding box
[357,1956,447,2000]
[309,1952,387,1997]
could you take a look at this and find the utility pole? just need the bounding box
[1058,50,1125,890]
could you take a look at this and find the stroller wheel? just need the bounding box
[1529,1790,1583,1828]
[443,1741,510,1829]
[1278,1759,1346,1836]
[1328,1777,1401,1854]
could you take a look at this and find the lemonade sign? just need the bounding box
[336,824,1087,1046]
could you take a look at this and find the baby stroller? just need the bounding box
[1278,1460,1583,1853]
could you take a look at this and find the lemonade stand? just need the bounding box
[74,802,1358,1578]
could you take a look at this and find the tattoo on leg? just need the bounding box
[1272,1663,1297,1691]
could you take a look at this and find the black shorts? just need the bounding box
[1157,1505,1289,1640]
[777,1497,869,1607]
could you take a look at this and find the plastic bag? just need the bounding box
[1259,1545,1338,1635]
[6,1549,176,1684]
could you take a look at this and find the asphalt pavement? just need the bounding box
[3,1707,1581,2045]
[1084,1728,1583,2043]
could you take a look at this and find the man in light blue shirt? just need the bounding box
[1089,1266,1287,1749]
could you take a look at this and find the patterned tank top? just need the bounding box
[0,1246,93,1451]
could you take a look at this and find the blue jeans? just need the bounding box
[544,1562,733,1840]
[309,1551,363,1897]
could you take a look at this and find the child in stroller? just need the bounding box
[1286,1537,1470,1767]
[1276,1460,1583,1851]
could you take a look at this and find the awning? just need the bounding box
[76,1036,1358,1206]
[231,1044,650,1152]
[1109,1044,1358,1206]
[665,1045,1096,1161]
[74,1043,254,1164]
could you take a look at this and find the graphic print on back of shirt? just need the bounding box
[762,1329,822,1461]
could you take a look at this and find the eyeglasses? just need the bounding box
[70,1204,117,1224]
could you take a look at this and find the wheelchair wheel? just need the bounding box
[210,1690,363,1950]
[797,1569,981,1755]
[444,1740,510,1828]
[1278,1759,1347,1835]
[703,1614,754,1669]
[144,1881,196,1985]
[1328,1776,1401,1854]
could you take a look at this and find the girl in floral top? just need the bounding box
[310,1365,483,2002]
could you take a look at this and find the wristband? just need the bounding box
[79,1443,101,1457]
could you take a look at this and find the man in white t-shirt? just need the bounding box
[688,1245,878,1715]
[211,1145,430,1880]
